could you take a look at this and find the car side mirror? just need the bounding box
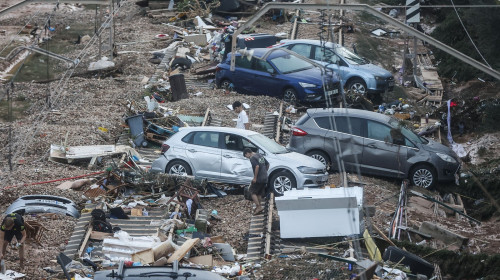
[267,68,275,75]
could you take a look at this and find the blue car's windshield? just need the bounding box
[270,53,314,74]
[333,45,367,65]
[248,134,288,154]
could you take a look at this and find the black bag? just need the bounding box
[92,220,113,233]
[91,209,106,221]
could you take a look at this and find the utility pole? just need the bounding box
[110,0,114,61]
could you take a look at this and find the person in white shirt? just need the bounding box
[233,101,249,130]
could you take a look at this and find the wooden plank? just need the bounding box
[201,108,210,127]
[189,255,213,266]
[132,248,155,264]
[373,224,397,247]
[78,227,92,258]
[167,238,200,263]
[363,229,382,262]
[90,231,113,240]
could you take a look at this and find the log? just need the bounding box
[153,240,176,260]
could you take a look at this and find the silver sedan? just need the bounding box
[150,127,328,195]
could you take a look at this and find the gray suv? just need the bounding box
[287,108,460,188]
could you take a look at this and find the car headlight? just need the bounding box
[436,152,456,163]
[374,76,384,81]
[299,82,317,88]
[297,166,321,174]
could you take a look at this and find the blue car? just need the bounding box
[215,48,341,105]
[274,39,394,98]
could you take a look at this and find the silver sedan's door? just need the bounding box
[219,133,254,185]
[185,131,222,180]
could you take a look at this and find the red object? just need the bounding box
[292,127,308,136]
[161,144,170,153]
[215,66,221,73]
[124,261,134,267]
[3,171,106,190]
[450,101,458,107]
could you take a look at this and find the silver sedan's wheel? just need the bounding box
[410,164,436,189]
[166,161,192,176]
[270,171,297,196]
[347,78,367,95]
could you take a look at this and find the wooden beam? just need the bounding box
[372,224,397,247]
[78,226,92,258]
[201,108,210,127]
[167,238,200,263]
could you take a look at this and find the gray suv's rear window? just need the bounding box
[314,116,363,136]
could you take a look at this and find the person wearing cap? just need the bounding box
[233,101,249,130]
[243,148,269,215]
[0,213,26,270]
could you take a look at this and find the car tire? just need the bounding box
[166,160,192,176]
[382,246,435,277]
[171,57,192,71]
[220,79,232,89]
[409,164,436,189]
[347,78,367,95]
[283,88,298,105]
[306,150,330,168]
[269,170,296,196]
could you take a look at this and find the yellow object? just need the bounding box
[363,229,382,262]
[98,127,108,132]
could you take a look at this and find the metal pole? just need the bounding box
[109,0,114,61]
[413,24,417,77]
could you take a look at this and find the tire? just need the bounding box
[219,79,232,89]
[171,57,192,71]
[306,150,330,168]
[347,78,367,95]
[283,88,298,105]
[409,164,436,189]
[269,170,296,196]
[382,246,435,277]
[166,160,192,176]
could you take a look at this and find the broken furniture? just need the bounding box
[50,144,145,168]
[275,187,364,238]
[24,221,47,244]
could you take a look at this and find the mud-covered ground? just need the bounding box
[0,0,499,279]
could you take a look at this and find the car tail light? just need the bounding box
[215,66,221,72]
[292,127,308,136]
[161,144,170,153]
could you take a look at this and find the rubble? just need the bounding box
[0,0,499,279]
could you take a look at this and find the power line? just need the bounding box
[449,0,492,68]
[0,9,42,57]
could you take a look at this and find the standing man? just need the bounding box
[244,148,269,215]
[233,101,249,130]
[0,213,26,270]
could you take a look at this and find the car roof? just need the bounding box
[306,108,391,123]
[281,39,338,49]
[178,126,261,137]
[228,48,297,60]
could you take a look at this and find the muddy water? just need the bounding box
[9,23,95,82]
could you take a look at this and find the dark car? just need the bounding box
[287,108,460,188]
[215,48,341,105]
[94,261,227,280]
[236,33,278,49]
